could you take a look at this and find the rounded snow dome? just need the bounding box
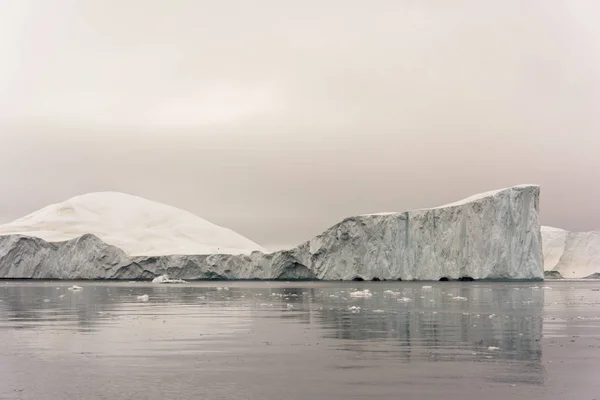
[0,192,266,256]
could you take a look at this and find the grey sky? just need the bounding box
[0,0,599,250]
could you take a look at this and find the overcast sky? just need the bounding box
[0,0,599,250]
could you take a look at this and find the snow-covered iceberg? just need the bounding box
[0,185,543,280]
[542,226,600,278]
[0,192,266,256]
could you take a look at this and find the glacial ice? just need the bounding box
[542,226,600,278]
[0,192,266,256]
[137,294,150,302]
[152,274,187,284]
[0,185,543,280]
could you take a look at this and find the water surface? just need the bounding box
[1,280,599,399]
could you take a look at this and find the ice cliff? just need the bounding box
[542,226,600,278]
[0,185,543,280]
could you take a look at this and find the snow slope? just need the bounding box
[0,192,266,256]
[542,226,600,278]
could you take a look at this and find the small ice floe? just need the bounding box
[453,296,468,301]
[397,297,412,302]
[59,294,65,298]
[421,286,432,290]
[384,290,400,296]
[348,306,361,313]
[216,287,230,291]
[349,289,373,298]
[67,285,83,291]
[488,314,496,319]
[372,309,385,313]
[43,299,50,303]
[529,286,540,290]
[136,294,150,302]
[286,303,294,309]
[542,286,553,290]
[488,346,500,351]
[152,274,187,284]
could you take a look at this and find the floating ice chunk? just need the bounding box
[349,289,373,298]
[372,309,385,313]
[542,286,552,290]
[421,286,432,290]
[43,299,50,303]
[67,285,83,291]
[286,303,294,309]
[348,306,361,313]
[488,346,500,351]
[453,296,468,301]
[383,290,401,296]
[398,297,412,302]
[152,274,187,284]
[488,314,496,319]
[136,294,149,302]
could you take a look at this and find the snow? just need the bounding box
[363,184,538,215]
[542,226,600,278]
[0,191,266,256]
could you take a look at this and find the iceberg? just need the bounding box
[542,226,600,278]
[152,274,187,284]
[0,192,266,256]
[0,185,543,280]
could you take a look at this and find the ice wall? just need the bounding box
[0,185,543,280]
[542,226,600,278]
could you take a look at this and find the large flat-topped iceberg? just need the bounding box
[299,184,543,280]
[542,226,600,278]
[0,192,266,256]
[0,185,543,280]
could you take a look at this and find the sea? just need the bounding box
[1,280,599,400]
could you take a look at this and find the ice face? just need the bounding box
[542,226,600,278]
[0,185,543,280]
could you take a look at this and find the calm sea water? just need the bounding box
[1,280,599,400]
